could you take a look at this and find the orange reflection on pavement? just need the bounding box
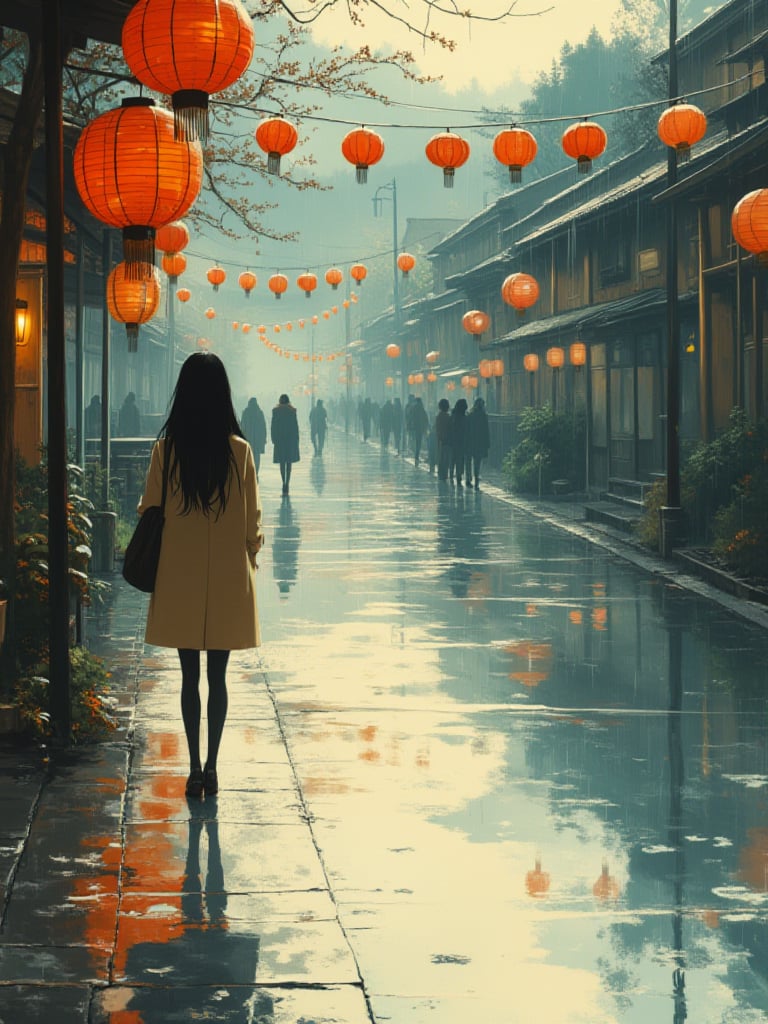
[593,862,621,902]
[738,828,768,892]
[526,857,551,897]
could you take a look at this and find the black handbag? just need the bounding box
[122,446,169,593]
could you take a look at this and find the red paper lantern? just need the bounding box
[322,310,330,320]
[269,273,288,299]
[351,263,367,285]
[342,127,385,184]
[397,253,415,276]
[479,359,493,378]
[425,350,440,364]
[207,266,226,291]
[462,310,490,335]
[732,189,768,262]
[657,103,707,162]
[493,127,537,184]
[546,346,565,369]
[427,371,437,383]
[106,261,161,352]
[492,358,504,377]
[385,376,394,387]
[311,315,319,325]
[569,342,587,367]
[177,287,191,303]
[205,307,216,320]
[425,131,470,188]
[297,272,318,298]
[562,120,607,173]
[238,270,257,297]
[122,0,255,143]
[325,267,343,290]
[161,252,186,280]
[413,371,424,384]
[502,272,540,315]
[523,353,539,373]
[155,220,189,255]
[386,343,401,358]
[232,321,239,330]
[255,116,298,174]
[73,97,203,274]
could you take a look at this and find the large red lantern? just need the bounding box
[561,120,607,173]
[732,190,768,262]
[493,128,537,184]
[462,310,490,336]
[255,116,298,174]
[122,0,255,143]
[297,272,318,298]
[351,263,367,286]
[502,273,540,314]
[397,253,415,276]
[161,252,186,281]
[107,261,161,352]
[155,220,189,255]
[386,343,401,359]
[207,266,226,291]
[479,359,493,379]
[177,287,191,303]
[425,131,470,188]
[73,97,203,274]
[269,273,288,299]
[657,103,707,162]
[342,127,385,184]
[325,267,343,290]
[238,270,257,297]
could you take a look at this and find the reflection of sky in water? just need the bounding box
[254,447,768,1021]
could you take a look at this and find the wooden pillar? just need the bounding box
[697,208,713,441]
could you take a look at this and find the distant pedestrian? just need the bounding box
[361,398,372,441]
[434,398,452,481]
[85,395,102,438]
[379,399,393,448]
[271,393,300,496]
[392,397,404,453]
[240,397,267,476]
[449,398,469,486]
[137,352,264,799]
[410,397,430,465]
[118,392,141,437]
[309,399,328,455]
[466,396,490,489]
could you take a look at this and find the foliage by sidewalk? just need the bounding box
[638,410,768,579]
[502,405,586,495]
[12,452,115,742]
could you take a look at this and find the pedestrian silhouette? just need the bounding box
[466,396,490,489]
[434,398,451,481]
[391,397,404,453]
[240,396,267,477]
[118,392,141,436]
[271,393,300,496]
[449,398,469,486]
[309,399,328,455]
[85,394,102,439]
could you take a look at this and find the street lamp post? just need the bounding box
[373,179,402,405]
[661,0,683,557]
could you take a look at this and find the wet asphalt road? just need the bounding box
[1,430,768,1023]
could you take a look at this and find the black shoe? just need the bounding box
[282,484,288,496]
[203,764,218,797]
[185,769,204,799]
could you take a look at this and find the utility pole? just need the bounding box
[373,179,402,403]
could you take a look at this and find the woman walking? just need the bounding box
[449,397,469,486]
[138,352,264,799]
[271,393,300,496]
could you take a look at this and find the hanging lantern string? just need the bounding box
[183,244,397,273]
[216,70,751,130]
[65,60,751,132]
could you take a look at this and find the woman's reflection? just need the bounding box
[272,497,301,597]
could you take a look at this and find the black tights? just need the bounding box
[178,649,230,773]
[279,461,292,486]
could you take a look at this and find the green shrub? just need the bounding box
[712,458,768,579]
[502,405,585,494]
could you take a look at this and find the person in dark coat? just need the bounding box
[271,394,300,496]
[240,397,267,476]
[118,392,141,436]
[85,394,102,439]
[449,398,469,486]
[309,399,328,455]
[379,399,393,449]
[434,398,452,481]
[466,396,491,489]
[360,398,372,441]
[391,398,404,453]
[410,397,430,466]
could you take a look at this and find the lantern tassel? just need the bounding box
[577,157,592,174]
[267,151,281,175]
[676,144,691,164]
[356,165,368,185]
[443,168,455,188]
[123,230,156,280]
[127,324,139,353]
[173,91,210,144]
[509,166,522,184]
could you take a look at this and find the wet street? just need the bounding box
[2,430,768,1023]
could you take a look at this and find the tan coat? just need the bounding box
[138,436,263,650]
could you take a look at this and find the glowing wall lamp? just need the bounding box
[16,297,30,346]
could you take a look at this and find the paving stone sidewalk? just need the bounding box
[0,581,372,1024]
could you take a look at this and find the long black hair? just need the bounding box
[159,352,244,515]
